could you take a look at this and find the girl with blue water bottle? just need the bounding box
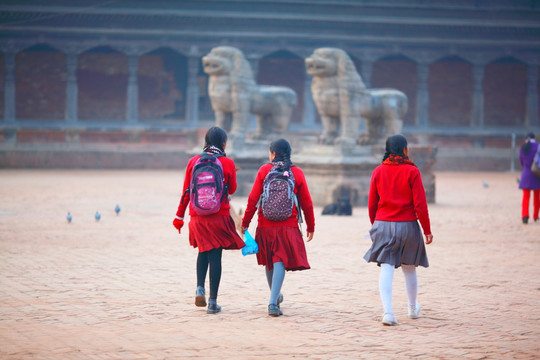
[241,138,315,317]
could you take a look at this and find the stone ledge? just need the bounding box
[0,143,191,169]
[0,141,519,172]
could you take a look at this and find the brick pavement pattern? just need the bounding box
[0,170,539,359]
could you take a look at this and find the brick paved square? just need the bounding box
[0,170,539,359]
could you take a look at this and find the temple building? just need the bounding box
[0,0,539,145]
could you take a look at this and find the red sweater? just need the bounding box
[368,163,432,235]
[242,164,315,233]
[175,154,237,218]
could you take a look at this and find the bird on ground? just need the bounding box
[115,204,121,215]
[67,212,72,223]
[95,211,101,222]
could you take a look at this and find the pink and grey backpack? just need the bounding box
[259,165,301,222]
[183,153,227,215]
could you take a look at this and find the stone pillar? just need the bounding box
[472,63,485,127]
[361,58,373,89]
[303,76,316,127]
[526,64,539,127]
[66,52,78,124]
[3,52,15,124]
[416,61,430,127]
[186,54,200,125]
[126,54,139,124]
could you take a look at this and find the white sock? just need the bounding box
[402,265,418,309]
[379,263,394,314]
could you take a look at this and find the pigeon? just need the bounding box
[67,212,72,223]
[95,211,101,222]
[483,181,489,188]
[115,204,121,215]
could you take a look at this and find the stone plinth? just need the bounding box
[226,137,270,197]
[295,141,437,206]
[410,144,438,204]
[227,137,437,205]
[293,142,380,206]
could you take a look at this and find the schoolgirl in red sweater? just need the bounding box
[363,134,434,326]
[173,126,245,314]
[241,139,315,317]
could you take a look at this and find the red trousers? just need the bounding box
[522,189,540,220]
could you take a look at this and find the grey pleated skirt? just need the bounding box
[363,220,429,268]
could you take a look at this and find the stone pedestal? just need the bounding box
[294,142,380,206]
[226,136,437,205]
[227,137,270,197]
[411,145,437,204]
[295,141,437,206]
[372,144,437,204]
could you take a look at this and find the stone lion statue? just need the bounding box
[202,46,297,139]
[305,48,408,145]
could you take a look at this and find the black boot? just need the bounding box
[207,299,221,314]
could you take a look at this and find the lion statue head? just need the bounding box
[202,46,256,97]
[306,47,366,94]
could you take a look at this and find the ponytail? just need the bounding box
[269,138,293,171]
[382,134,408,162]
[522,132,535,155]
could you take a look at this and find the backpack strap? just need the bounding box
[180,188,190,205]
[222,183,229,204]
[200,152,224,159]
[288,166,303,224]
[294,194,303,224]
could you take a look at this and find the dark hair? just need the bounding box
[204,126,227,151]
[270,138,292,171]
[382,134,408,162]
[522,132,536,154]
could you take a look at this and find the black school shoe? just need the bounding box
[268,304,283,317]
[207,303,221,314]
[268,293,284,317]
[523,216,529,224]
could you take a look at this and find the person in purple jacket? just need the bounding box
[519,132,540,224]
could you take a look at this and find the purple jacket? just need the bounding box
[519,141,540,190]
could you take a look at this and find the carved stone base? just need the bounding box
[411,144,437,204]
[227,138,271,197]
[293,142,380,206]
[227,137,437,205]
